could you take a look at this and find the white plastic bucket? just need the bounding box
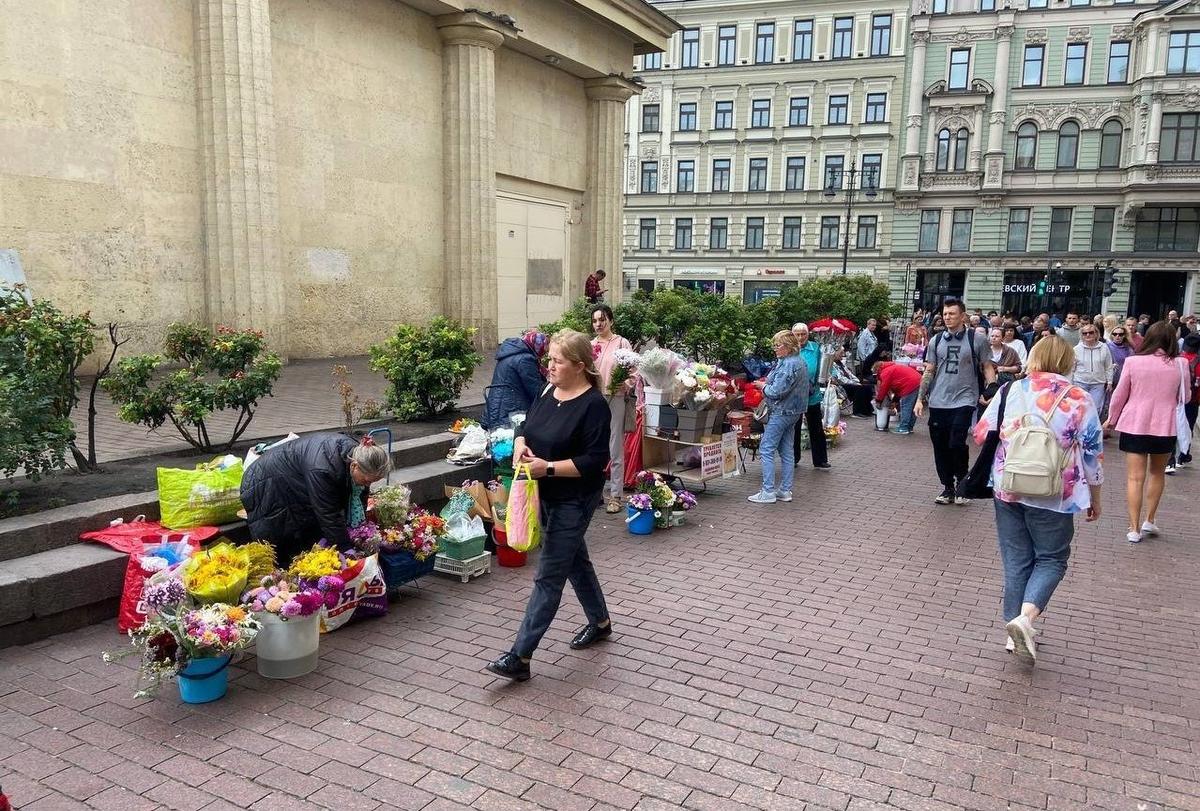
[254,612,320,679]
[874,402,890,432]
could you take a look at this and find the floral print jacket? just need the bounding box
[973,372,1104,514]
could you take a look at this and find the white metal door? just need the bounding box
[496,193,568,341]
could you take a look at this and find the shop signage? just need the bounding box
[1003,282,1072,294]
[758,268,787,275]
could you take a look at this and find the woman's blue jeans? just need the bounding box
[513,494,608,658]
[993,498,1074,621]
[760,412,800,494]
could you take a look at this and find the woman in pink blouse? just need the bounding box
[591,305,633,514]
[1105,321,1189,544]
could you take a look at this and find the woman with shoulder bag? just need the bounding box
[747,330,810,504]
[590,305,633,514]
[973,337,1103,664]
[485,330,612,682]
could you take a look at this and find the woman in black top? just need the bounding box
[486,330,612,681]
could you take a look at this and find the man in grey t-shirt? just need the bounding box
[915,299,995,504]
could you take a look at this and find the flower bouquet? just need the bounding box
[182,542,250,605]
[243,573,324,679]
[348,521,384,556]
[670,489,698,527]
[378,507,445,591]
[625,493,655,535]
[637,347,684,390]
[650,481,677,528]
[370,483,411,528]
[608,348,641,396]
[486,478,509,524]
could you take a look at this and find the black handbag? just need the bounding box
[957,383,1010,500]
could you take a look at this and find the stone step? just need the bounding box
[0,452,490,648]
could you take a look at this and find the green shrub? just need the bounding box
[102,324,281,453]
[0,289,95,481]
[537,298,592,336]
[369,317,481,421]
[775,276,894,331]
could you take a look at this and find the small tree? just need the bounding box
[102,324,282,453]
[369,317,481,421]
[331,364,381,431]
[70,322,131,471]
[775,275,894,331]
[0,288,95,481]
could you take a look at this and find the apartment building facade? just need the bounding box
[622,0,911,303]
[892,0,1200,319]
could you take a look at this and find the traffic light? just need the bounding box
[1037,278,1047,296]
[1102,263,1118,297]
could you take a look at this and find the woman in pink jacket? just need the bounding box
[1105,321,1189,543]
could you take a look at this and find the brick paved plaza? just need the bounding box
[2,422,1198,810]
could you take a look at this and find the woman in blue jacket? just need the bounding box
[482,331,548,428]
[748,330,810,504]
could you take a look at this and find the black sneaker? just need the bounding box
[813,462,832,470]
[934,489,953,505]
[485,652,531,681]
[569,623,613,650]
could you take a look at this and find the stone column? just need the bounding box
[1147,92,1165,163]
[436,12,508,348]
[584,76,640,304]
[194,0,286,351]
[901,30,930,192]
[983,25,1013,191]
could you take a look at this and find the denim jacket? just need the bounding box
[762,352,810,418]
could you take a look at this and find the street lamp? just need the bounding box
[823,159,878,275]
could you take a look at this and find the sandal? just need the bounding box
[605,499,621,514]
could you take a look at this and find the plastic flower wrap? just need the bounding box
[672,489,698,512]
[183,542,250,605]
[637,348,684,390]
[489,428,515,464]
[348,521,383,556]
[900,342,925,360]
[608,348,641,396]
[241,541,277,584]
[243,574,324,619]
[371,483,412,529]
[674,362,727,410]
[627,493,653,512]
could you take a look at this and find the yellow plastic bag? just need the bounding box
[504,463,542,553]
[157,456,244,530]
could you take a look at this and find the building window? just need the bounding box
[788,97,809,126]
[954,128,969,171]
[932,0,947,12]
[717,25,736,66]
[1107,41,1130,84]
[861,154,882,189]
[864,93,887,123]
[785,156,806,190]
[1161,112,1200,162]
[1070,0,1089,5]
[1168,31,1200,75]
[951,209,973,252]
[678,103,697,132]
[1015,122,1038,170]
[782,217,803,249]
[820,216,840,249]
[827,95,849,125]
[871,15,892,57]
[1064,43,1087,86]
[1023,45,1045,87]
[638,218,656,249]
[675,218,693,250]
[857,216,877,248]
[1049,207,1073,251]
[1056,121,1080,169]
[709,218,728,249]
[681,29,700,68]
[746,217,765,249]
[824,155,844,190]
[714,100,734,129]
[919,210,941,252]
[676,160,695,192]
[640,161,658,193]
[936,129,951,171]
[793,19,813,61]
[711,158,731,191]
[748,158,768,191]
[755,22,775,64]
[751,99,771,128]
[949,49,970,90]
[641,104,660,133]
[833,17,853,60]
[1007,208,1030,252]
[1028,0,1046,6]
[1091,207,1116,252]
[1100,120,1123,168]
[980,0,995,10]
[642,52,662,70]
[1135,207,1200,251]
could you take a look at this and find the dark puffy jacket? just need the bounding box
[239,433,366,563]
[482,338,545,428]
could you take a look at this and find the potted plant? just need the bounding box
[670,489,697,527]
[625,493,655,535]
[243,574,325,679]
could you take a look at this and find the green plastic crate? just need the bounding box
[439,534,486,561]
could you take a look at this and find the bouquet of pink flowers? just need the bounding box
[627,493,653,512]
[243,574,324,619]
[347,521,383,556]
[672,489,698,512]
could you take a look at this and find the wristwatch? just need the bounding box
[546,463,556,477]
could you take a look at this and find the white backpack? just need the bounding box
[1000,385,1075,498]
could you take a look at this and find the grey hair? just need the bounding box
[791,322,808,332]
[349,444,392,480]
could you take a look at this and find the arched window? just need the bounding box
[1056,120,1080,169]
[936,129,951,171]
[1015,121,1038,170]
[1100,119,1123,168]
[953,128,970,171]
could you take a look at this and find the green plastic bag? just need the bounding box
[157,456,245,530]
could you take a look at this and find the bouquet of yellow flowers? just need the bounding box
[182,542,250,605]
[288,544,347,581]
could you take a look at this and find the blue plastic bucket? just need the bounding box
[177,655,232,704]
[625,507,655,535]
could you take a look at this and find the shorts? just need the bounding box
[1118,433,1175,455]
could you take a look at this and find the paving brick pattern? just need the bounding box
[3,421,1199,810]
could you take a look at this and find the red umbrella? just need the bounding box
[808,317,858,334]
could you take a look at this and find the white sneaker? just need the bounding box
[1165,464,1177,475]
[747,491,777,504]
[954,494,969,505]
[777,490,793,502]
[1005,637,1015,653]
[1005,615,1037,663]
[1126,530,1143,544]
[1140,521,1160,537]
